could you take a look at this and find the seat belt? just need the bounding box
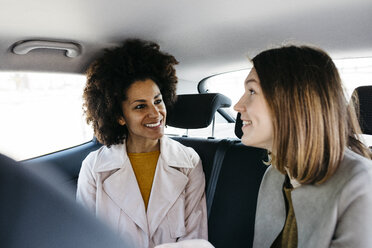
[206,139,234,219]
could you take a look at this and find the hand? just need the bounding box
[155,239,214,248]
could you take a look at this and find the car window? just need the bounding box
[200,57,372,146]
[0,72,93,161]
[165,115,234,139]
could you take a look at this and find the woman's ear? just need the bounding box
[118,116,126,126]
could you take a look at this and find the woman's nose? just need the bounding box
[234,96,245,113]
[148,104,160,117]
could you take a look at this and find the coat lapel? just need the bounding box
[96,137,193,238]
[291,167,346,247]
[146,159,188,238]
[99,145,149,235]
[146,137,191,238]
[254,167,286,248]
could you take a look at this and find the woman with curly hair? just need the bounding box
[76,39,207,247]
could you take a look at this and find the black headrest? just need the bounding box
[167,93,231,129]
[234,113,243,139]
[352,86,372,135]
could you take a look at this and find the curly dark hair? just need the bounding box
[83,39,178,146]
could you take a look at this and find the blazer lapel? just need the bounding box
[102,156,149,235]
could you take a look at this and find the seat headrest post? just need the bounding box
[211,115,216,137]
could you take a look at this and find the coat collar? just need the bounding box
[254,166,286,248]
[254,166,336,247]
[93,143,127,173]
[96,136,192,236]
[254,149,372,248]
[93,136,194,173]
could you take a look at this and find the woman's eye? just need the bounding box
[135,104,146,109]
[249,89,256,95]
[154,99,162,104]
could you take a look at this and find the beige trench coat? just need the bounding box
[76,136,208,248]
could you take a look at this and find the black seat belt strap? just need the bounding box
[206,139,234,219]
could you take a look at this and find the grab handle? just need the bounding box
[13,40,81,58]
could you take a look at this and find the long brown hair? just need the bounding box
[252,45,371,184]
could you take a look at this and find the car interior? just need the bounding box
[1,0,371,247]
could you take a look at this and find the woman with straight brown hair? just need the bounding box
[234,45,372,248]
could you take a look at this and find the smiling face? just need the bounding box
[233,68,273,151]
[118,79,166,152]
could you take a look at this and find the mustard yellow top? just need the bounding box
[128,150,160,210]
[271,179,298,248]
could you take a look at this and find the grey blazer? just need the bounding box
[253,149,372,248]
